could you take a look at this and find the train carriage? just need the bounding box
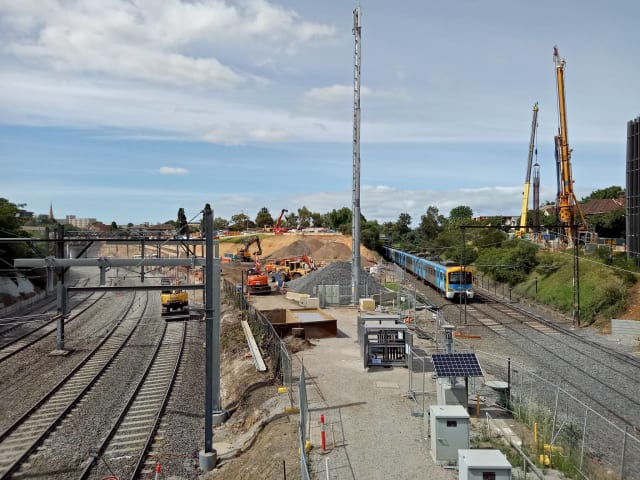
[384,247,474,300]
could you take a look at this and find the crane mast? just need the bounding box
[518,103,539,237]
[553,46,587,245]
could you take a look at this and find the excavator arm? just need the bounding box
[274,209,288,235]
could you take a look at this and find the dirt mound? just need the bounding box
[263,238,323,260]
[313,240,352,261]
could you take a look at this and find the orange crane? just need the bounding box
[274,209,288,235]
[553,46,588,245]
[517,102,539,238]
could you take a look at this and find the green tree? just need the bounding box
[310,212,324,228]
[324,207,352,231]
[254,207,274,228]
[230,212,251,231]
[418,206,444,241]
[581,186,624,202]
[214,217,229,231]
[476,239,539,285]
[361,220,382,252]
[449,205,473,223]
[110,221,119,231]
[0,199,35,273]
[395,213,412,237]
[176,207,188,237]
[284,211,298,229]
[589,209,625,238]
[297,206,312,229]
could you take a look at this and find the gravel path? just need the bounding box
[300,308,458,480]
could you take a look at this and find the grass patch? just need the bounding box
[512,249,637,325]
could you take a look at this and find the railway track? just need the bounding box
[468,293,640,433]
[0,287,107,364]
[0,291,148,479]
[79,320,186,480]
[0,278,92,338]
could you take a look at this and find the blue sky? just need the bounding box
[0,0,637,226]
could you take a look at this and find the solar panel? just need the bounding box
[431,353,484,378]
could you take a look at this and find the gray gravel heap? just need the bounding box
[285,261,382,297]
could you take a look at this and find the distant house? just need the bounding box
[539,196,625,219]
[580,196,625,216]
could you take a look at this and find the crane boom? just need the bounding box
[518,103,539,236]
[274,208,288,235]
[553,46,588,245]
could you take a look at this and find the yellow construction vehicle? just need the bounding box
[236,236,262,262]
[516,103,539,238]
[553,46,590,245]
[160,277,189,313]
[265,254,317,282]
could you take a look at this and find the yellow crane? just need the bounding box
[517,102,539,238]
[553,46,588,245]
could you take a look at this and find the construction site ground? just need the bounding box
[102,233,638,479]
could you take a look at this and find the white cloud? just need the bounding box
[159,166,188,174]
[0,0,335,90]
[304,84,372,104]
[250,127,289,142]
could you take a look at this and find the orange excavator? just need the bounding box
[246,256,272,295]
[274,209,289,235]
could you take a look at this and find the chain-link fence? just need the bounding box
[476,352,640,479]
[222,279,292,397]
[298,363,310,480]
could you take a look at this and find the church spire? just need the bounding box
[49,203,54,221]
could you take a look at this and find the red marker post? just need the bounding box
[320,414,327,452]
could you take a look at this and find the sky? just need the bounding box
[1,0,638,227]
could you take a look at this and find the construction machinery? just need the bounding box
[265,254,317,282]
[516,103,539,238]
[236,236,262,262]
[246,257,272,295]
[274,209,289,235]
[160,277,189,313]
[553,46,589,245]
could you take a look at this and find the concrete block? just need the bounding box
[300,297,320,308]
[359,298,376,311]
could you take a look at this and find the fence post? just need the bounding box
[619,426,627,480]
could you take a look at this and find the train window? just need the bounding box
[449,271,472,284]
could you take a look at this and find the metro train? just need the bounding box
[384,247,474,300]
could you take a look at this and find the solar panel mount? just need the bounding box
[431,352,484,378]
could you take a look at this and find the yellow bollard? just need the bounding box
[533,422,538,453]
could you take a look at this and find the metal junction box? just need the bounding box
[429,404,470,464]
[458,449,512,480]
[358,313,412,369]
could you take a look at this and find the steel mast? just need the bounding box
[554,46,587,245]
[517,103,539,237]
[351,6,362,305]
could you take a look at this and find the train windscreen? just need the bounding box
[448,271,472,284]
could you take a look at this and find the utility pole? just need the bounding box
[351,6,362,306]
[199,203,224,471]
